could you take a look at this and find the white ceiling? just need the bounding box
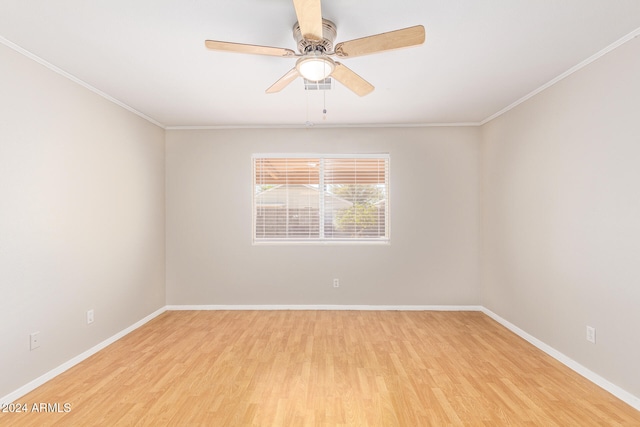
[1,1,639,128]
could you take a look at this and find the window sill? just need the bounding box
[252,239,390,246]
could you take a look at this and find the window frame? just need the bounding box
[252,153,390,245]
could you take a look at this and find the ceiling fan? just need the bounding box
[204,0,425,96]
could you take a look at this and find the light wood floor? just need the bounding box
[2,311,639,426]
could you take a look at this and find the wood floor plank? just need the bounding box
[2,311,639,426]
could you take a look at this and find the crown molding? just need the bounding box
[0,35,165,129]
[164,122,481,130]
[480,26,640,125]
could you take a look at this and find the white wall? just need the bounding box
[481,36,640,397]
[166,127,480,306]
[0,43,166,398]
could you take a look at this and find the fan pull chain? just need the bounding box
[322,89,327,121]
[305,87,311,127]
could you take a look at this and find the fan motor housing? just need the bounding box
[293,19,337,54]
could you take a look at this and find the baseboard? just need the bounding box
[480,307,640,412]
[0,306,167,406]
[166,304,484,311]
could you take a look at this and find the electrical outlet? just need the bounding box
[586,326,596,344]
[87,309,94,325]
[333,278,339,288]
[30,332,41,350]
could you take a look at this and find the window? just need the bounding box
[253,154,389,243]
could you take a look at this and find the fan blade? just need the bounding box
[334,25,425,58]
[330,63,374,96]
[266,68,300,93]
[205,40,296,57]
[293,0,323,41]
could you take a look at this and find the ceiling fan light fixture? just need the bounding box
[296,56,335,81]
[205,0,425,96]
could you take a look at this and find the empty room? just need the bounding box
[1,0,639,425]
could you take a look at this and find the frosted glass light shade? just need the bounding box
[296,56,335,81]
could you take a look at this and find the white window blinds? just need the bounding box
[253,154,389,243]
